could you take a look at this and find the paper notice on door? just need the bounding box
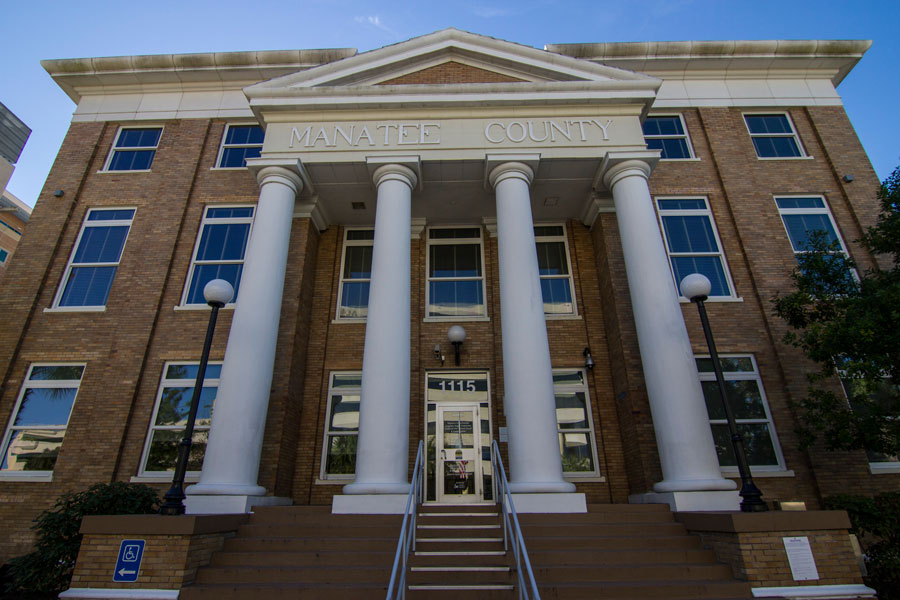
[783,536,819,581]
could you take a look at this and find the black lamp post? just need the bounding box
[160,279,234,516]
[680,273,768,513]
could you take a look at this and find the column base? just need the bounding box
[630,490,740,512]
[185,494,291,515]
[342,481,411,495]
[509,492,586,513]
[332,494,410,514]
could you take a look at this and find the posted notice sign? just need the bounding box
[113,539,145,582]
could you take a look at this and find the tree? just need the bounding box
[772,166,900,458]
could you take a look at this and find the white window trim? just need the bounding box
[775,195,850,259]
[554,368,602,479]
[101,126,163,172]
[534,223,578,317]
[335,228,374,321]
[697,354,788,473]
[319,371,361,481]
[52,207,136,309]
[743,112,808,160]
[0,363,85,477]
[213,123,263,170]
[425,226,487,320]
[179,205,254,307]
[644,114,697,161]
[656,196,738,300]
[137,361,221,478]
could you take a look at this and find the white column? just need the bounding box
[187,166,302,501]
[343,164,417,495]
[604,160,735,494]
[489,162,575,494]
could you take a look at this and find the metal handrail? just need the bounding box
[385,440,424,600]
[491,440,541,600]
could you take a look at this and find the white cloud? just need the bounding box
[354,15,400,38]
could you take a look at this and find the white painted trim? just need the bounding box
[60,589,179,600]
[751,584,876,598]
[722,468,796,478]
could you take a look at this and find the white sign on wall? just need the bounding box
[783,536,820,581]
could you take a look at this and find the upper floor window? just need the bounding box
[139,362,220,476]
[775,196,848,257]
[554,369,600,476]
[1,364,85,474]
[182,206,254,306]
[643,115,694,160]
[216,125,264,169]
[105,127,162,171]
[744,114,804,159]
[656,198,735,299]
[320,372,361,479]
[336,229,374,320]
[697,355,785,470]
[427,227,485,318]
[54,208,135,308]
[535,225,576,315]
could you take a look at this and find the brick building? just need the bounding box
[0,29,894,571]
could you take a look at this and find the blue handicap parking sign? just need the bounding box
[113,539,145,582]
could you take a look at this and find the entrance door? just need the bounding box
[436,404,482,503]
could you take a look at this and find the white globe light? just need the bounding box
[204,279,235,306]
[680,273,712,301]
[447,325,467,343]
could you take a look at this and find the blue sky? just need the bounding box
[2,0,898,206]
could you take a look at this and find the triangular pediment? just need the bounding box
[245,29,660,112]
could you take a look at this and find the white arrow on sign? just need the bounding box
[118,569,136,577]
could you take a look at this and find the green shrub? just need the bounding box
[825,492,900,600]
[4,482,160,598]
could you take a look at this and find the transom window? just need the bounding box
[426,227,485,318]
[657,198,735,298]
[105,127,162,171]
[535,225,576,315]
[55,208,136,308]
[216,125,264,168]
[643,115,694,159]
[321,372,361,479]
[139,362,221,476]
[696,355,785,470]
[744,114,804,158]
[336,229,374,319]
[1,364,85,474]
[182,206,254,306]
[554,369,600,476]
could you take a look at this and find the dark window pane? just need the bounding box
[220,146,261,168]
[206,207,254,219]
[643,116,684,136]
[325,435,357,475]
[657,199,706,211]
[560,432,594,472]
[73,226,129,263]
[534,226,564,237]
[702,379,766,420]
[165,364,222,380]
[109,149,156,171]
[329,393,360,431]
[29,366,84,381]
[154,386,217,427]
[13,388,77,426]
[430,244,481,278]
[429,228,480,239]
[555,393,588,429]
[196,223,251,261]
[144,430,207,472]
[781,214,838,251]
[429,281,484,316]
[1,430,65,471]
[746,115,791,134]
[552,371,585,386]
[541,278,573,314]
[343,245,373,279]
[711,424,777,467]
[697,357,755,373]
[671,255,729,297]
[186,263,243,304]
[332,374,362,388]
[59,266,117,306]
[346,230,374,241]
[536,241,568,275]
[775,198,825,210]
[663,215,718,253]
[117,128,161,148]
[339,282,370,318]
[87,209,135,221]
[660,138,691,159]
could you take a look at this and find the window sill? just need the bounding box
[44,306,107,313]
[721,468,795,478]
[564,475,606,483]
[424,316,490,323]
[869,463,900,475]
[130,474,200,483]
[173,304,236,312]
[0,472,53,482]
[756,156,814,161]
[545,314,582,321]
[315,478,352,485]
[332,318,367,324]
[679,296,744,304]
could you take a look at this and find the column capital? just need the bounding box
[372,163,418,190]
[488,161,534,189]
[601,159,653,190]
[255,166,305,196]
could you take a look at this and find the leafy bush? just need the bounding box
[825,492,900,600]
[4,482,159,598]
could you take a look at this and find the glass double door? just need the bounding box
[426,372,492,504]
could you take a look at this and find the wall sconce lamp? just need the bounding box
[448,325,466,366]
[433,343,444,366]
[583,347,595,370]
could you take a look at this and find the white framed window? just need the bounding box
[320,372,361,480]
[426,227,486,319]
[656,198,736,299]
[54,208,136,308]
[696,355,786,471]
[336,229,374,320]
[839,377,900,471]
[554,369,600,476]
[181,206,254,306]
[535,225,576,315]
[775,196,849,257]
[643,115,695,160]
[1,364,85,474]
[104,127,162,171]
[744,113,805,159]
[215,124,264,169]
[138,362,221,477]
